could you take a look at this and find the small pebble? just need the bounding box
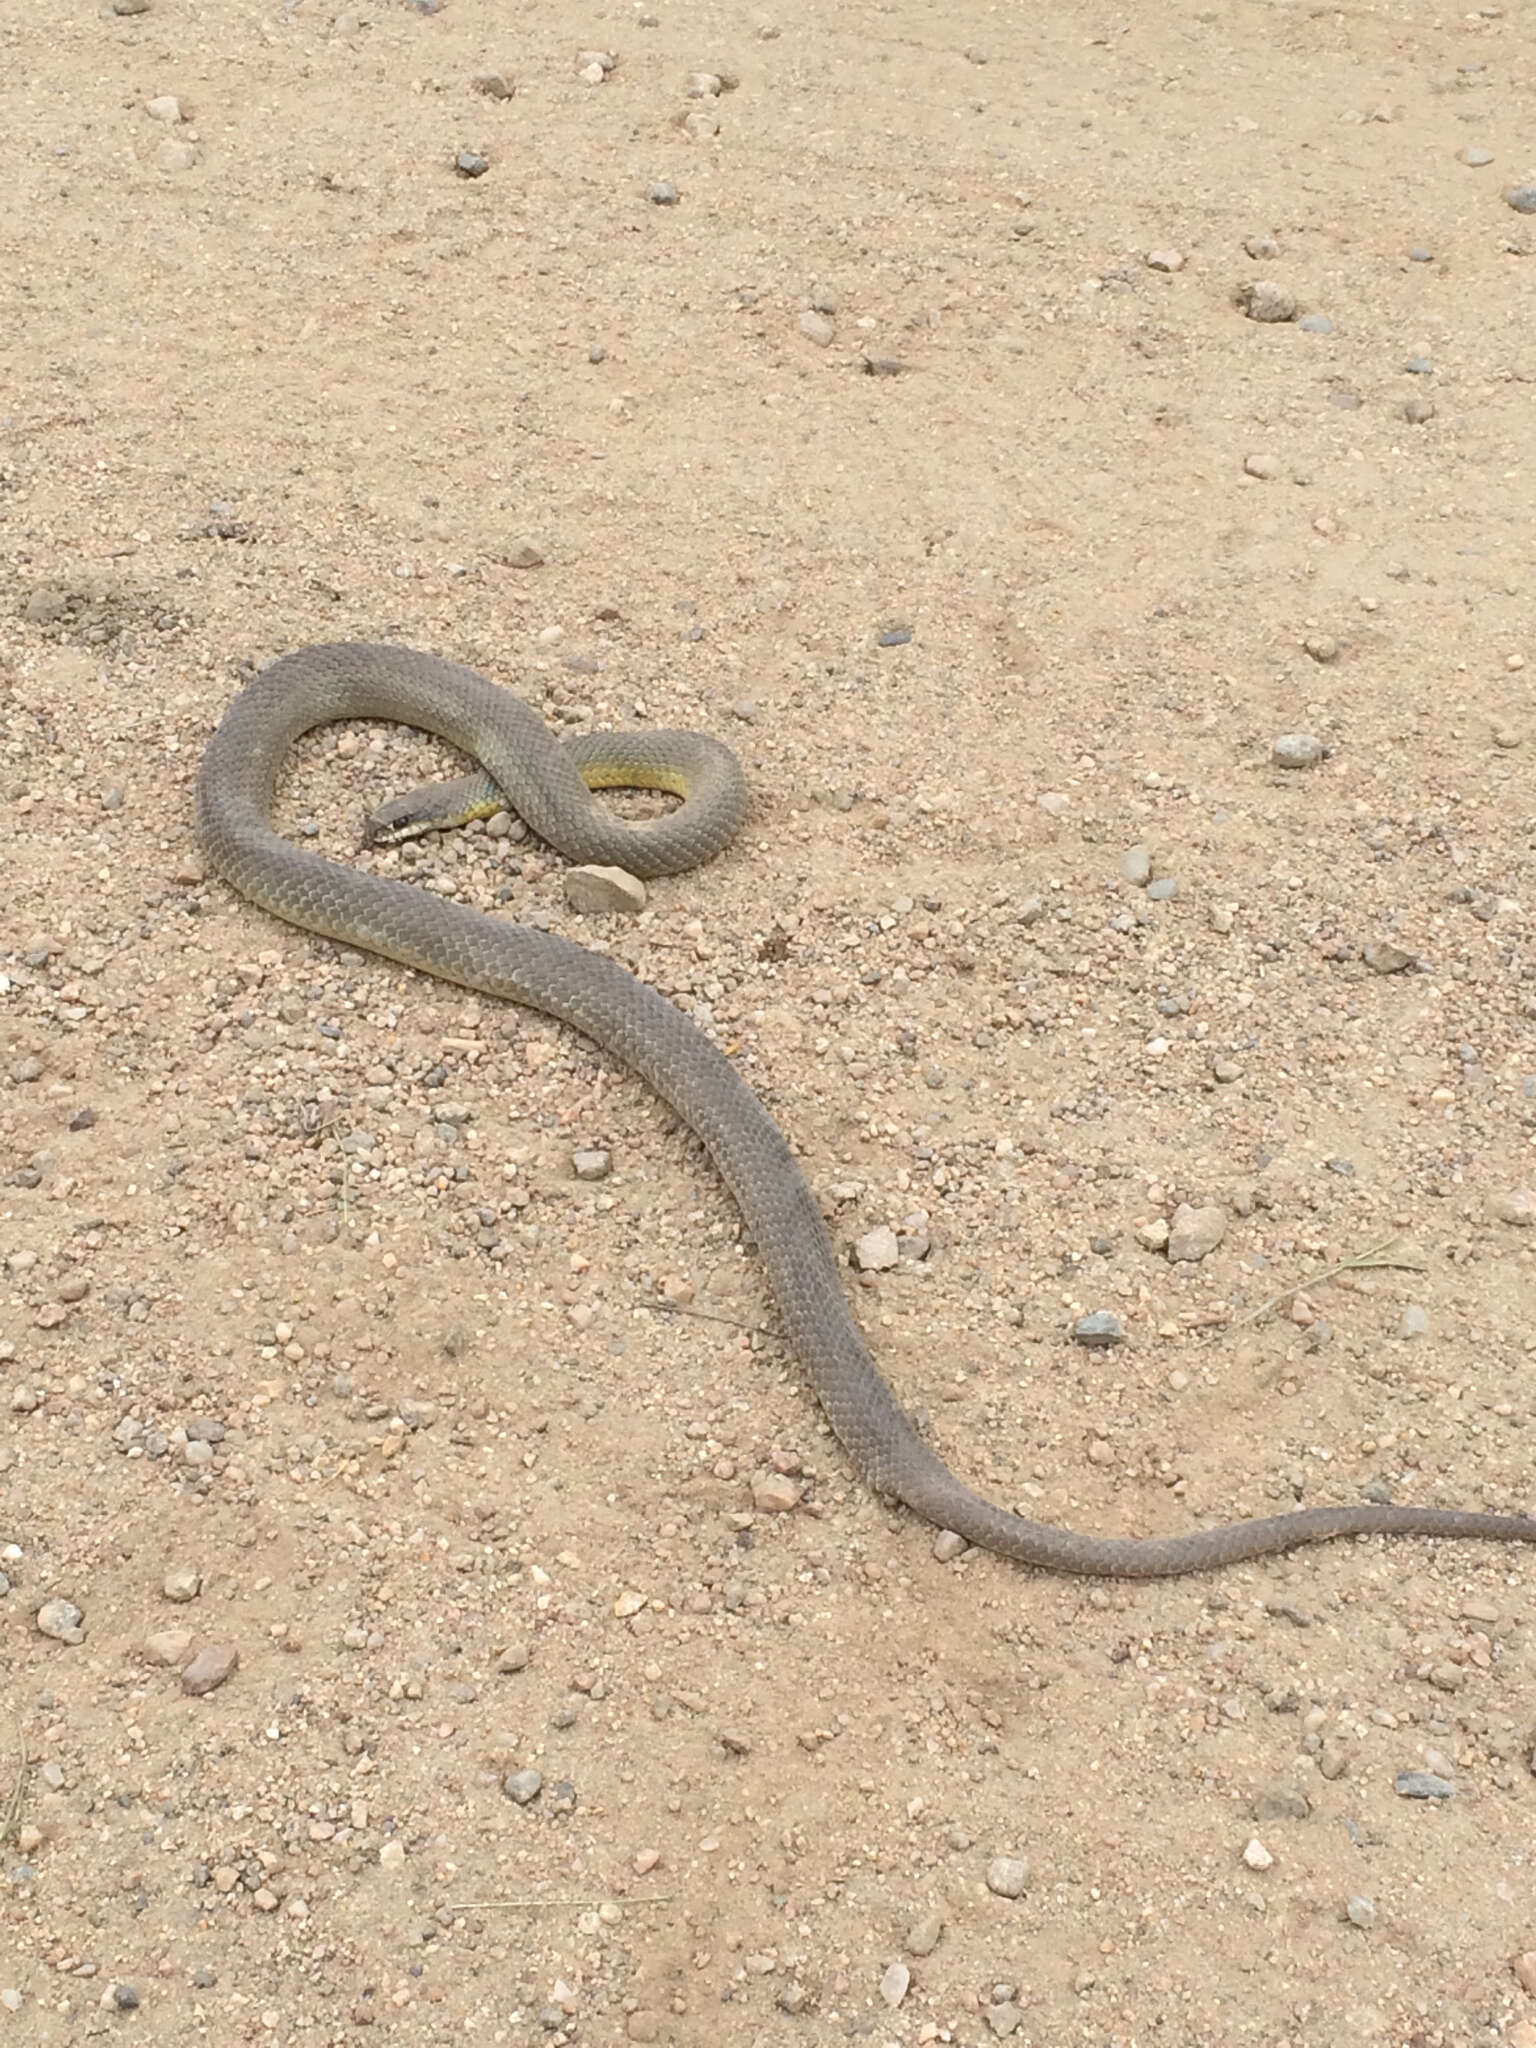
[455,151,490,178]
[503,1769,543,1805]
[572,1148,612,1181]
[1120,845,1151,885]
[36,1598,85,1644]
[854,1225,900,1272]
[1303,634,1339,663]
[879,1961,910,2008]
[1400,1304,1429,1339]
[163,1565,202,1603]
[1403,353,1433,375]
[906,1908,945,1955]
[1407,244,1433,262]
[796,309,834,346]
[1166,1203,1227,1263]
[181,1644,239,1695]
[1489,1188,1536,1227]
[1361,940,1414,974]
[1403,394,1435,423]
[931,1530,967,1563]
[1072,1311,1125,1349]
[1145,876,1178,902]
[1505,185,1536,215]
[648,181,679,206]
[144,94,182,123]
[750,1471,801,1513]
[1513,1954,1536,1998]
[1242,1838,1274,1870]
[985,1855,1029,1899]
[502,537,544,567]
[877,626,913,647]
[1345,1895,1376,1928]
[1459,146,1494,166]
[1243,453,1281,480]
[1394,1770,1454,1799]
[1298,313,1334,334]
[1253,1783,1310,1822]
[113,0,151,11]
[1242,232,1279,258]
[1272,732,1324,768]
[564,865,646,914]
[1235,279,1297,323]
[1145,248,1184,272]
[143,1628,194,1667]
[472,72,514,98]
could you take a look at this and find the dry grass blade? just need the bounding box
[1,1716,26,1849]
[1243,1236,1428,1326]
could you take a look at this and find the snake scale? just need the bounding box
[196,643,1536,1576]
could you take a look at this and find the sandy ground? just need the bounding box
[3,1,1536,2043]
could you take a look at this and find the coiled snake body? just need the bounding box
[197,644,1536,1576]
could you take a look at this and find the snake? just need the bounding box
[196,643,1536,1577]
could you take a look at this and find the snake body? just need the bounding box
[197,644,1536,1576]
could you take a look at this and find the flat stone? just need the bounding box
[879,1961,909,2008]
[1072,1311,1124,1349]
[1362,940,1414,974]
[163,1565,202,1602]
[797,310,834,346]
[1489,1188,1536,1227]
[1166,1203,1227,1263]
[1394,1770,1454,1799]
[571,1148,612,1181]
[143,1628,195,1667]
[563,865,646,914]
[503,1769,542,1805]
[181,1644,239,1695]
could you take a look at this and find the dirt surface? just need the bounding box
[4,2,1536,2043]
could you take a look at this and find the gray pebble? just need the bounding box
[1403,353,1433,374]
[1298,313,1334,334]
[36,1597,85,1644]
[1120,845,1152,885]
[503,1768,543,1805]
[1394,1770,1454,1799]
[472,71,514,99]
[1505,185,1536,214]
[796,309,834,347]
[163,1566,202,1602]
[1400,1304,1429,1339]
[1072,1311,1124,1349]
[1242,232,1280,258]
[1345,1895,1376,1928]
[587,343,606,363]
[648,181,679,205]
[931,1529,967,1563]
[1146,876,1178,902]
[985,1855,1030,1899]
[1403,393,1435,424]
[1272,732,1324,769]
[455,151,490,178]
[877,625,913,646]
[113,0,151,11]
[808,282,840,314]
[1407,244,1433,262]
[572,1148,612,1181]
[1459,146,1494,167]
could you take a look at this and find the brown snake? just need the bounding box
[196,643,1536,1576]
